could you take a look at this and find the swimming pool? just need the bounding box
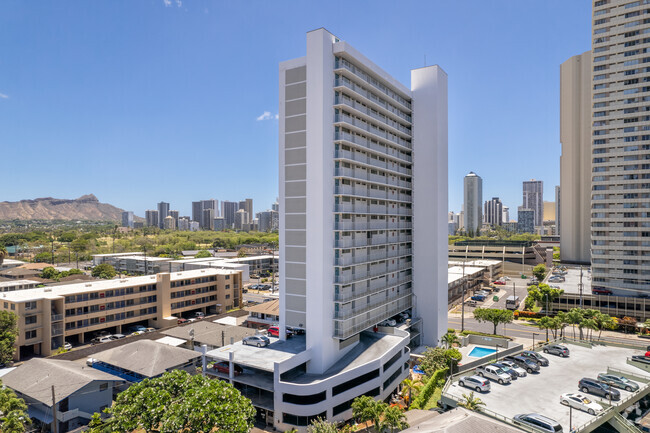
[468,346,497,358]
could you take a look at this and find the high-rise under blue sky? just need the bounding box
[0,1,591,218]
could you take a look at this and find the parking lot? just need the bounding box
[446,343,648,430]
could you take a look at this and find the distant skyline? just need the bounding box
[0,1,591,217]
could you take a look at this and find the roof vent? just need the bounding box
[85,284,92,287]
[44,288,52,292]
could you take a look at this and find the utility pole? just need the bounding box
[51,385,58,433]
[578,266,584,309]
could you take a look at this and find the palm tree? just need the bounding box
[458,392,485,411]
[380,406,409,433]
[0,245,7,266]
[556,311,568,338]
[400,378,422,408]
[441,332,460,348]
[566,309,583,340]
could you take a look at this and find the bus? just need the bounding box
[505,295,520,310]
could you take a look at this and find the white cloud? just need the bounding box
[256,111,278,121]
[0,93,8,99]
[162,0,181,7]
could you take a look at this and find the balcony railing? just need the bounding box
[334,76,412,123]
[334,296,413,339]
[51,325,63,337]
[335,112,412,150]
[335,280,411,303]
[51,313,63,322]
[335,92,412,136]
[335,290,413,320]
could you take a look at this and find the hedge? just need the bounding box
[411,367,448,410]
[459,330,513,340]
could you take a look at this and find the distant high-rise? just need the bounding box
[517,207,535,234]
[483,197,503,226]
[191,201,203,224]
[145,210,159,228]
[240,199,253,223]
[257,210,275,232]
[121,211,134,228]
[221,201,238,229]
[201,199,219,218]
[169,210,179,229]
[213,217,226,231]
[271,201,279,212]
[163,215,176,230]
[522,179,543,228]
[235,209,248,230]
[178,217,190,231]
[157,202,170,229]
[555,186,560,238]
[502,206,510,224]
[202,208,215,230]
[463,172,482,234]
[560,50,592,264]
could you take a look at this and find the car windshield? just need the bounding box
[582,397,592,404]
[494,368,505,375]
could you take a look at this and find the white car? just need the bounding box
[499,360,527,377]
[378,319,397,327]
[63,342,72,350]
[560,393,603,415]
[86,357,97,366]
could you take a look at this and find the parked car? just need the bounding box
[493,280,506,285]
[543,344,570,357]
[212,361,243,376]
[521,350,550,366]
[592,287,613,295]
[471,294,486,302]
[503,355,540,373]
[249,284,260,290]
[378,319,397,327]
[63,342,72,350]
[285,326,305,335]
[499,360,527,377]
[112,333,126,339]
[268,326,293,338]
[242,288,248,293]
[579,378,620,400]
[560,393,602,415]
[86,357,97,366]
[194,312,205,319]
[177,318,188,324]
[458,375,491,393]
[243,335,270,347]
[597,373,639,392]
[129,325,147,333]
[631,355,650,365]
[492,362,519,380]
[91,336,113,345]
[475,364,512,384]
[513,413,563,433]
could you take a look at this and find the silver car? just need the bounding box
[499,360,527,377]
[514,413,563,433]
[243,335,270,347]
[458,375,491,393]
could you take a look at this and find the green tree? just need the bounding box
[566,309,584,339]
[40,266,60,280]
[472,308,514,335]
[0,311,18,365]
[418,347,448,376]
[380,406,409,433]
[0,246,7,266]
[441,332,459,349]
[351,395,376,432]
[102,370,255,433]
[537,284,564,314]
[194,250,212,259]
[307,418,340,433]
[91,263,116,279]
[458,392,485,411]
[0,379,31,433]
[400,378,422,408]
[237,248,248,258]
[532,264,547,282]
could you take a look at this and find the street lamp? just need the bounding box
[532,333,540,351]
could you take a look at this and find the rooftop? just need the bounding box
[245,299,279,316]
[0,279,41,289]
[402,407,522,433]
[2,358,123,405]
[0,268,234,303]
[92,340,200,378]
[162,321,256,348]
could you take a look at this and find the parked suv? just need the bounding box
[492,362,519,380]
[543,344,570,357]
[503,355,540,373]
[579,378,620,400]
[499,360,527,377]
[596,373,639,392]
[458,375,490,393]
[521,350,550,366]
[475,364,512,384]
[513,413,563,433]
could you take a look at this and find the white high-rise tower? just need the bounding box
[279,28,448,376]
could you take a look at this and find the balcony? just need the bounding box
[51,313,63,322]
[335,290,413,320]
[334,77,411,123]
[334,296,413,339]
[334,235,412,249]
[335,130,412,163]
[335,92,412,136]
[335,113,412,151]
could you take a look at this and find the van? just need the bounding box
[505,296,520,310]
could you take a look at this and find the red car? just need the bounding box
[268,326,293,338]
[177,318,188,324]
[593,287,613,295]
[493,280,506,286]
[213,361,243,376]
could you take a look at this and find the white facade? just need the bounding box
[279,28,447,378]
[463,172,482,233]
[522,179,544,228]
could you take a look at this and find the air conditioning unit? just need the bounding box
[100,317,105,323]
[100,305,105,310]
[99,293,105,298]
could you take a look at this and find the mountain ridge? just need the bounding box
[0,195,137,222]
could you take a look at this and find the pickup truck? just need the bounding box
[475,364,512,385]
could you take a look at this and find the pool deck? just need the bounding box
[459,344,497,360]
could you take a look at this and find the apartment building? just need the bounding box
[0,268,242,360]
[483,197,503,226]
[522,179,544,228]
[463,172,483,234]
[588,0,650,295]
[274,29,447,427]
[157,202,170,229]
[121,211,134,229]
[145,209,159,228]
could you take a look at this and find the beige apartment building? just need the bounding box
[0,268,242,360]
[560,50,593,264]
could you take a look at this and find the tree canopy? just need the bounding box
[473,308,514,335]
[194,250,212,259]
[91,263,116,279]
[418,346,462,376]
[532,264,547,282]
[0,379,31,433]
[0,312,18,365]
[92,370,255,433]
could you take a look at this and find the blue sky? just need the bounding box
[0,1,591,218]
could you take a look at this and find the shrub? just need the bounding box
[411,368,447,409]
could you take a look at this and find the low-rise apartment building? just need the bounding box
[0,268,242,360]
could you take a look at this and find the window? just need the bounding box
[25,330,37,340]
[99,383,108,391]
[25,316,37,325]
